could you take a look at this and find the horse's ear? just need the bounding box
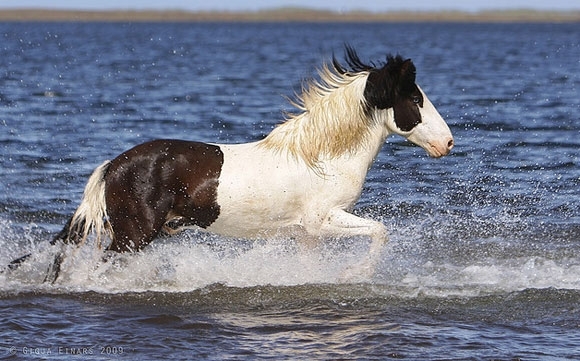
[398,59,417,91]
[402,59,416,79]
[385,55,416,90]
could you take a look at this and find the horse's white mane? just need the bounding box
[260,62,376,169]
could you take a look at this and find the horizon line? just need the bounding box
[0,7,579,23]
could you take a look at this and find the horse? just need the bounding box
[7,46,453,283]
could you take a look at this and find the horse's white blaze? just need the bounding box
[405,87,453,158]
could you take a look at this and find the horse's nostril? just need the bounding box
[447,138,454,150]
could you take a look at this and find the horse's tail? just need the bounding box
[53,160,113,248]
[4,161,113,283]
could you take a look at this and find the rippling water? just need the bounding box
[1,22,580,360]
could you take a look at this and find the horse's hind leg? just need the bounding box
[3,238,66,284]
[39,216,83,284]
[2,219,72,282]
[105,219,160,253]
[5,253,32,271]
[52,216,77,245]
[2,252,62,284]
[43,251,64,283]
[104,200,168,253]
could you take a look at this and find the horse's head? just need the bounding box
[357,52,454,158]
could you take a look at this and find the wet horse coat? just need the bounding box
[104,140,224,251]
[10,47,454,281]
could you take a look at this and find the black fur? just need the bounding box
[334,46,423,132]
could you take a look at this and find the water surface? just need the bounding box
[1,22,579,360]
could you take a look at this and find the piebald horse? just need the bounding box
[9,47,453,282]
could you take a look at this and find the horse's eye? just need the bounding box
[413,96,421,104]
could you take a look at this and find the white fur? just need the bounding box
[205,68,453,276]
[68,161,111,247]
[66,61,452,279]
[388,86,453,158]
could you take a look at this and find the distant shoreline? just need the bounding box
[0,8,579,23]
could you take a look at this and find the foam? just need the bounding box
[1,228,371,293]
[374,254,580,298]
[2,218,580,297]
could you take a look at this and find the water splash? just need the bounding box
[1,225,371,294]
[2,215,580,297]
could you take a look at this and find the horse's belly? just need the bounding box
[208,186,305,238]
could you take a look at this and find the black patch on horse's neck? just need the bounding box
[334,46,423,132]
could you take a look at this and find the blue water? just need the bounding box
[1,22,580,360]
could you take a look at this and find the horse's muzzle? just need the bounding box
[427,137,454,158]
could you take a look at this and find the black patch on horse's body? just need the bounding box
[104,139,223,252]
[336,46,424,132]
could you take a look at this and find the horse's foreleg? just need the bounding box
[319,208,389,245]
[318,208,388,280]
